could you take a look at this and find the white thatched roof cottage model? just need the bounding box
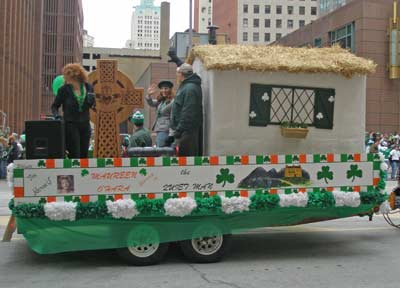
[188,45,376,156]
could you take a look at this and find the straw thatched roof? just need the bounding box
[187,45,376,78]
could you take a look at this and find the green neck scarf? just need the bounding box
[72,84,85,112]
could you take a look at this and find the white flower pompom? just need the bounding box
[164,197,197,217]
[376,200,391,215]
[44,202,77,221]
[220,196,251,214]
[106,199,139,219]
[279,193,308,208]
[7,163,14,189]
[333,191,361,207]
[380,162,388,171]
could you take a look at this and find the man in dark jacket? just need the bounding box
[129,111,152,148]
[169,63,203,156]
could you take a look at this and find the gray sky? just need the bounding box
[82,0,190,48]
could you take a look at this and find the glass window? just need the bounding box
[299,20,305,27]
[288,6,293,15]
[311,7,317,15]
[276,33,282,40]
[254,5,259,14]
[243,4,248,13]
[299,6,305,15]
[329,22,355,52]
[314,38,322,47]
[243,18,248,28]
[253,19,259,28]
[253,32,259,42]
[287,20,293,29]
[276,5,282,14]
[83,53,90,59]
[265,5,271,14]
[264,33,270,42]
[265,19,270,28]
[243,32,248,41]
[276,19,282,28]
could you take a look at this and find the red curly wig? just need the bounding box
[62,63,88,83]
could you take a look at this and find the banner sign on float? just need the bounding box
[12,154,381,203]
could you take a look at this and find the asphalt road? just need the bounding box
[1,180,399,288]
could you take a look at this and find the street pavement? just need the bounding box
[0,180,399,288]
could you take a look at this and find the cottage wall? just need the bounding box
[194,59,366,156]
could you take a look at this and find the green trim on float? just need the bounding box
[16,205,378,254]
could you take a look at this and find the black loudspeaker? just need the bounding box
[25,120,65,159]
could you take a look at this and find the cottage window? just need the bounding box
[329,22,355,52]
[249,84,335,129]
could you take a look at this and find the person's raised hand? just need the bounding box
[147,84,158,98]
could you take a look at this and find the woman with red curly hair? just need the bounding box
[51,63,95,158]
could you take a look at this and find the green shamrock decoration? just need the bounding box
[171,158,179,165]
[39,198,47,204]
[107,196,114,201]
[348,155,354,161]
[263,156,270,163]
[346,164,362,182]
[81,169,89,177]
[216,168,235,187]
[234,156,241,163]
[139,158,147,165]
[105,159,114,166]
[233,191,240,197]
[202,157,210,164]
[139,168,147,176]
[374,154,380,160]
[73,196,81,202]
[38,160,45,168]
[293,155,299,162]
[72,160,80,167]
[320,155,327,161]
[317,166,334,184]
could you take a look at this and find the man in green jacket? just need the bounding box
[129,111,152,148]
[168,63,203,156]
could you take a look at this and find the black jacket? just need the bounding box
[51,83,95,122]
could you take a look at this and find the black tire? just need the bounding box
[117,242,169,266]
[180,234,232,263]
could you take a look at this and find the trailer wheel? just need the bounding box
[180,224,232,263]
[117,225,169,266]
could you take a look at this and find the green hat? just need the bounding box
[158,80,174,89]
[131,111,144,125]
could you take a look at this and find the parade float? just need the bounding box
[6,45,399,266]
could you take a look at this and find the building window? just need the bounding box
[243,4,248,13]
[83,65,90,72]
[83,53,90,59]
[92,53,101,59]
[288,6,293,15]
[265,5,271,14]
[276,5,282,14]
[254,5,259,14]
[265,19,270,28]
[253,32,259,42]
[243,18,248,28]
[276,19,282,29]
[287,20,293,29]
[299,6,305,15]
[253,19,259,28]
[311,7,317,15]
[243,32,248,42]
[314,38,322,47]
[329,22,355,52]
[276,33,282,40]
[299,20,305,27]
[264,33,270,42]
[249,84,335,130]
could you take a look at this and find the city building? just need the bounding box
[212,0,319,44]
[126,0,161,50]
[169,31,228,61]
[41,0,84,115]
[275,0,400,132]
[320,0,351,15]
[83,30,95,47]
[0,0,43,133]
[194,0,213,33]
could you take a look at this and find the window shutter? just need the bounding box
[249,84,271,127]
[314,88,335,129]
